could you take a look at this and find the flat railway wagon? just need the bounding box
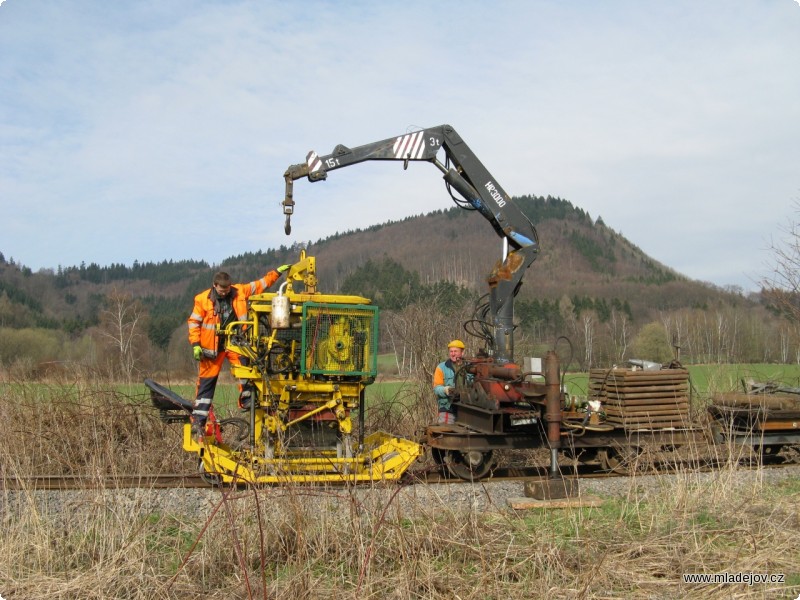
[423,361,800,480]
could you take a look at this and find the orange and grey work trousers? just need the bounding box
[192,350,247,427]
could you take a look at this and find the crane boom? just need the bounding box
[282,124,540,362]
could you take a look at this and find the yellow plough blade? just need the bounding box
[184,425,422,485]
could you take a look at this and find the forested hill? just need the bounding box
[0,195,759,355]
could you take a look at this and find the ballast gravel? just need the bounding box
[3,465,798,522]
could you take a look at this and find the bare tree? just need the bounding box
[383,297,472,383]
[582,313,595,370]
[607,309,630,365]
[761,201,800,322]
[97,289,148,382]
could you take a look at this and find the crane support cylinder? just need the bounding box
[544,350,562,450]
[443,168,480,203]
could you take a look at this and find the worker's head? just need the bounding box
[213,271,232,297]
[447,339,465,362]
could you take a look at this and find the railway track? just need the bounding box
[0,473,209,491]
[407,452,800,484]
[3,452,798,491]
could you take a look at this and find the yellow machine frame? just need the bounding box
[184,251,421,484]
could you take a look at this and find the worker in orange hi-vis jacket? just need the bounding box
[187,265,289,439]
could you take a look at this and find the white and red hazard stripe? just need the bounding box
[392,131,426,160]
[306,151,323,173]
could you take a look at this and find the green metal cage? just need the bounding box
[300,302,379,377]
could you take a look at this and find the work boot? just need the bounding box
[190,420,206,441]
[191,398,212,440]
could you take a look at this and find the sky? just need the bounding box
[1,1,799,293]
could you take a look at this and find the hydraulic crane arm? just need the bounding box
[282,124,540,362]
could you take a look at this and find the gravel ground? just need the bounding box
[3,464,799,522]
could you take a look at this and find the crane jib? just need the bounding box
[281,124,543,365]
[484,181,506,207]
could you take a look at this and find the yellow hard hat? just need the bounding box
[448,339,465,349]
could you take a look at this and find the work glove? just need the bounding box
[277,264,291,274]
[193,346,203,361]
[444,386,454,397]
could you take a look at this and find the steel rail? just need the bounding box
[0,473,207,491]
[2,453,797,491]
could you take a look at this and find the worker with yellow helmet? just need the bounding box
[432,339,466,424]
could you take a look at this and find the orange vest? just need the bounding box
[187,270,280,350]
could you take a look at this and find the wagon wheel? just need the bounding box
[744,443,784,466]
[443,449,495,481]
[761,444,783,463]
[599,445,641,475]
[219,418,250,449]
[198,458,222,487]
[563,447,600,465]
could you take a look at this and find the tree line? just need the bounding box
[2,198,799,382]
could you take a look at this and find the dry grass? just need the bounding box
[1,381,799,599]
[0,380,190,479]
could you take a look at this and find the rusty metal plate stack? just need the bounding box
[589,368,691,429]
[709,392,800,433]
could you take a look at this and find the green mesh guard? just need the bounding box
[301,303,379,376]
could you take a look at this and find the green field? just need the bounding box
[6,362,800,437]
[99,362,800,407]
[7,362,799,418]
[562,363,800,403]
[366,362,800,411]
